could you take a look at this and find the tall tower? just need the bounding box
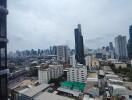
[109,42,114,59]
[57,45,69,63]
[74,24,85,64]
[109,42,113,50]
[115,35,128,60]
[0,0,8,100]
[128,25,132,59]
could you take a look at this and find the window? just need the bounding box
[0,0,6,7]
[0,78,6,94]
[0,22,6,37]
[0,75,7,100]
[0,48,6,67]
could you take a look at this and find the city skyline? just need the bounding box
[8,0,132,51]
[5,1,132,99]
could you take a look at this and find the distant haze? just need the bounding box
[8,0,132,51]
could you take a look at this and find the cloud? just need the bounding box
[7,0,132,51]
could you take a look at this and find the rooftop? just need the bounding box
[109,84,126,89]
[34,92,74,100]
[105,74,119,77]
[108,79,123,83]
[113,62,126,64]
[22,83,49,97]
[83,95,94,100]
[60,81,85,91]
[57,87,81,97]
[88,72,97,78]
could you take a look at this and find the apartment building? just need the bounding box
[38,65,63,84]
[67,64,87,83]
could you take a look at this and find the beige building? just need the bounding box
[91,58,100,67]
[85,56,92,67]
[114,62,127,69]
[85,56,100,69]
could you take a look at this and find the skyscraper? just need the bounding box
[57,45,69,63]
[0,0,8,99]
[115,35,128,60]
[109,42,114,50]
[109,42,114,59]
[50,46,57,55]
[128,25,132,59]
[74,24,85,64]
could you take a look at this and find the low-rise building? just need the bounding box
[38,65,63,84]
[105,74,120,80]
[107,79,124,86]
[107,59,118,63]
[109,84,132,97]
[11,83,50,100]
[57,81,85,97]
[114,62,127,69]
[84,72,99,96]
[34,91,74,100]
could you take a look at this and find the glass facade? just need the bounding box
[0,74,7,100]
[128,25,132,59]
[0,0,8,100]
[0,0,7,7]
[0,21,6,37]
[0,47,6,69]
[74,24,85,64]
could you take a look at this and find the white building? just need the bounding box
[57,45,69,63]
[38,65,63,84]
[70,54,76,67]
[70,56,73,66]
[67,64,87,83]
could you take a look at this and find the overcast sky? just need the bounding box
[7,0,132,51]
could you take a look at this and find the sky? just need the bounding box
[7,0,132,51]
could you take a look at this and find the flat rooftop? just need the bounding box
[109,84,126,89]
[105,74,119,77]
[22,83,49,97]
[108,79,123,83]
[57,87,81,97]
[34,92,74,100]
[88,72,97,78]
[60,81,85,91]
[87,72,98,82]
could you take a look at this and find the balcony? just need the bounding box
[0,5,8,14]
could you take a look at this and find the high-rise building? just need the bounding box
[128,25,132,59]
[109,42,114,59]
[0,0,8,99]
[109,42,114,50]
[50,46,57,55]
[74,24,85,64]
[115,35,128,60]
[57,45,69,63]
